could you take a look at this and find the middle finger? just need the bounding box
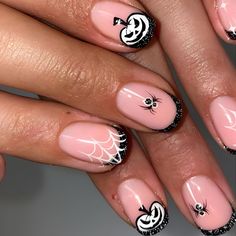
[0,3,182,133]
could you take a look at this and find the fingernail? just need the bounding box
[210,96,236,155]
[116,83,182,132]
[118,179,169,235]
[216,0,236,40]
[182,176,236,235]
[91,1,156,48]
[59,122,128,166]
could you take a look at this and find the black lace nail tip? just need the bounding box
[226,30,236,40]
[159,95,183,133]
[117,12,156,49]
[136,202,169,236]
[200,208,236,236]
[224,145,236,155]
[105,126,128,166]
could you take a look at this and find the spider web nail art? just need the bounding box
[80,126,128,166]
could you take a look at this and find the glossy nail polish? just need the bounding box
[59,122,128,166]
[216,0,236,40]
[91,1,156,48]
[116,83,182,132]
[183,176,236,235]
[118,179,169,235]
[210,96,236,154]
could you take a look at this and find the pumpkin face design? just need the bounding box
[113,13,156,48]
[136,201,169,235]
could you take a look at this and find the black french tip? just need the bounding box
[106,126,128,166]
[226,30,236,40]
[160,95,183,133]
[224,145,236,155]
[200,208,236,236]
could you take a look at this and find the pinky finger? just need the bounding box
[203,0,236,43]
[0,155,6,181]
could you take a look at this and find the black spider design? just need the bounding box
[191,202,209,218]
[140,93,161,114]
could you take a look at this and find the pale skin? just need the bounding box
[0,0,235,235]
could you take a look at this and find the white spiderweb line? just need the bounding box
[80,129,126,165]
[220,104,236,131]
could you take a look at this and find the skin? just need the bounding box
[0,0,234,234]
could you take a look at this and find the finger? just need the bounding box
[124,39,236,234]
[0,3,183,133]
[203,0,236,43]
[89,139,169,235]
[0,155,6,181]
[0,91,129,173]
[139,0,236,155]
[0,0,157,52]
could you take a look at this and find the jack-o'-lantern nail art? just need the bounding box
[216,0,236,40]
[118,179,169,235]
[183,176,236,235]
[116,83,182,132]
[59,122,128,166]
[91,1,156,48]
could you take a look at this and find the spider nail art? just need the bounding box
[91,2,156,49]
[217,0,236,40]
[183,176,236,236]
[140,94,162,114]
[191,202,209,218]
[117,83,182,132]
[59,122,128,166]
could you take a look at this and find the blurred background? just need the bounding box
[0,41,235,236]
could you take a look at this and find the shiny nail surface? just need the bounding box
[91,1,156,48]
[217,0,236,40]
[59,122,128,166]
[118,179,169,235]
[210,96,236,154]
[117,83,182,131]
[182,176,236,235]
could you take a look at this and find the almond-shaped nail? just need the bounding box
[118,179,169,235]
[210,96,236,155]
[183,176,236,235]
[216,0,236,40]
[59,122,128,166]
[116,83,182,132]
[91,1,156,48]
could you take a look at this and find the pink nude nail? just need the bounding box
[59,122,128,166]
[116,83,182,131]
[118,179,168,235]
[182,176,236,235]
[217,0,236,40]
[210,96,236,154]
[91,1,156,48]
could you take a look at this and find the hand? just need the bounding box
[0,1,235,236]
